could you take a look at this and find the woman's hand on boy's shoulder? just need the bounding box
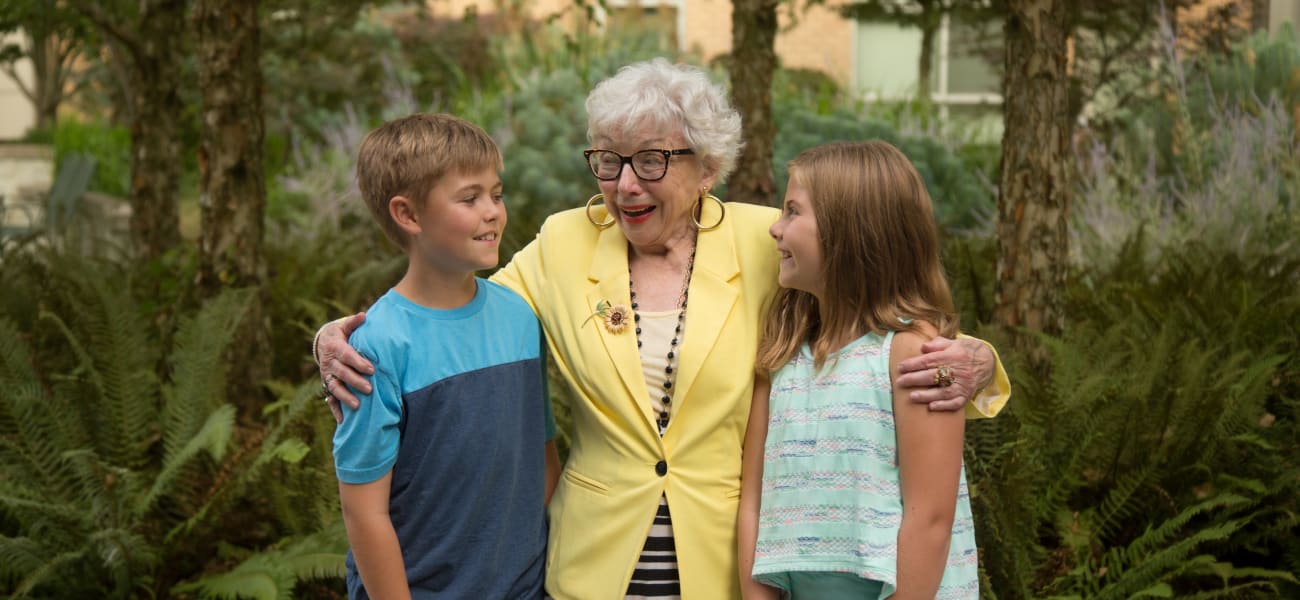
[319,312,373,422]
[895,336,993,411]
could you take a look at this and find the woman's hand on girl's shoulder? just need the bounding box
[894,333,991,411]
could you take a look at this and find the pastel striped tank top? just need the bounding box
[751,332,979,599]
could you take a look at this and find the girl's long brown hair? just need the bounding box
[756,141,958,372]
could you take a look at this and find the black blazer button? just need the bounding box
[655,460,667,476]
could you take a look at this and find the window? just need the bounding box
[601,0,683,52]
[852,12,1002,130]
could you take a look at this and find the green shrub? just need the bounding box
[941,234,997,327]
[772,103,994,229]
[392,7,500,106]
[263,219,404,381]
[262,11,416,144]
[1075,27,1298,272]
[51,119,131,198]
[495,66,595,261]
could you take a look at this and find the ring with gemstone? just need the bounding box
[934,365,955,387]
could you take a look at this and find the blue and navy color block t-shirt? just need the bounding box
[333,278,556,600]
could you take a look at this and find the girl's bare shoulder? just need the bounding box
[891,319,938,362]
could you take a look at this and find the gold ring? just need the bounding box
[321,374,336,400]
[934,365,954,387]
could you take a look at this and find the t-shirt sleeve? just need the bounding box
[332,345,404,484]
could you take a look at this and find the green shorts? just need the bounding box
[760,571,886,600]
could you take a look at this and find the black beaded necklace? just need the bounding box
[630,247,696,435]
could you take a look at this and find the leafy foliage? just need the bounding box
[269,19,679,268]
[962,32,1300,597]
[261,2,419,143]
[772,102,993,227]
[4,7,1298,598]
[1075,25,1298,271]
[51,117,132,197]
[0,251,343,598]
[961,228,1300,600]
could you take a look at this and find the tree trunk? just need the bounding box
[995,0,1071,335]
[918,19,936,104]
[728,0,779,206]
[29,34,62,131]
[917,0,937,105]
[125,0,186,261]
[195,0,271,410]
[1250,0,1269,32]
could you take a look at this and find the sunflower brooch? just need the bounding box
[584,299,632,334]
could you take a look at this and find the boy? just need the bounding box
[334,113,559,599]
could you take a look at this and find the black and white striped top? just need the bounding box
[625,497,680,598]
[626,310,683,598]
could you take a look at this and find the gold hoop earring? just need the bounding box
[692,193,725,231]
[585,193,615,229]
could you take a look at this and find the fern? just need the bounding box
[4,547,86,598]
[140,404,236,517]
[1049,496,1271,598]
[164,289,253,459]
[35,259,161,472]
[1079,465,1154,543]
[171,521,348,600]
[144,290,254,520]
[0,250,343,598]
[169,380,321,543]
[965,234,1299,598]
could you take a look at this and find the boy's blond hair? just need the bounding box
[356,113,503,247]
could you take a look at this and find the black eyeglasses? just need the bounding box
[583,148,695,182]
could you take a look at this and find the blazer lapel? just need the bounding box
[586,225,659,433]
[671,198,741,414]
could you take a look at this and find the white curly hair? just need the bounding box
[585,58,744,183]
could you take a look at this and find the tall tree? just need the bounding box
[728,0,780,206]
[195,0,270,409]
[995,0,1070,335]
[78,1,187,261]
[0,0,92,132]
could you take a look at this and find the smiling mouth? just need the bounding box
[473,232,498,241]
[621,206,655,218]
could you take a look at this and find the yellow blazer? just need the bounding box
[493,199,1010,599]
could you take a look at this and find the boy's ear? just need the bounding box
[389,195,421,236]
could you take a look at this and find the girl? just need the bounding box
[738,141,979,599]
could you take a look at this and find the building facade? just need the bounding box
[2,0,1298,140]
[427,0,1300,105]
[0,31,36,140]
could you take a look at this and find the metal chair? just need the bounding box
[45,152,98,231]
[0,153,98,256]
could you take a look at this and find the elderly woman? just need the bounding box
[316,59,1009,599]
